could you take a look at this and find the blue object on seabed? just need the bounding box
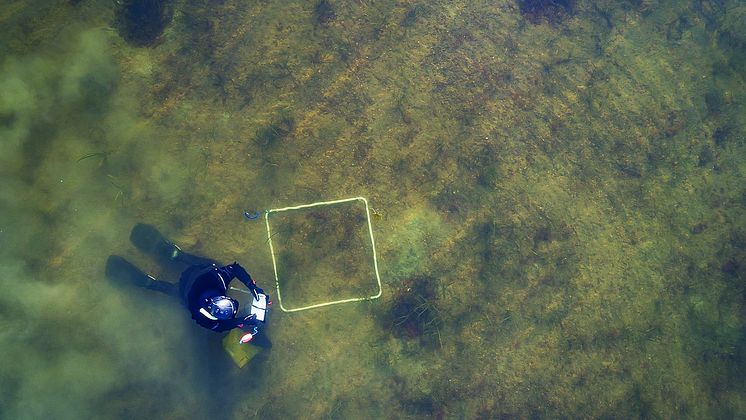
[244,211,262,220]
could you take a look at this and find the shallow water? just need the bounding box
[1,0,744,418]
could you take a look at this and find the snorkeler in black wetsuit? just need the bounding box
[105,224,271,346]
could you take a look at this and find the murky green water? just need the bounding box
[1,0,744,418]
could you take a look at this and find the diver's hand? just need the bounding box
[237,314,256,329]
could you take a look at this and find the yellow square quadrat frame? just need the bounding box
[264,197,383,312]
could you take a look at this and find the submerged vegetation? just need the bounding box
[0,0,744,418]
[114,0,173,47]
[517,0,576,24]
[384,275,442,348]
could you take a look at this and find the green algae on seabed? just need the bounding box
[0,0,745,418]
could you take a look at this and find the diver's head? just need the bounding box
[205,296,239,320]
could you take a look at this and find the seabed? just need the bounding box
[0,0,744,418]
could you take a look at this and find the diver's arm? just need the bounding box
[200,313,256,332]
[226,262,264,297]
[215,316,251,332]
[194,312,222,331]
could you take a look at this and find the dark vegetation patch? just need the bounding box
[400,395,444,417]
[697,146,714,168]
[665,15,692,43]
[721,259,739,276]
[470,143,501,188]
[730,230,746,251]
[517,0,576,25]
[382,276,442,347]
[720,231,746,279]
[713,125,731,147]
[314,0,336,27]
[353,138,372,162]
[533,226,551,245]
[0,112,16,128]
[716,19,746,77]
[430,186,474,220]
[616,163,642,178]
[661,110,688,138]
[691,222,707,234]
[254,114,295,149]
[114,0,173,47]
[401,5,429,27]
[704,89,724,116]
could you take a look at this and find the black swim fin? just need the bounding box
[105,255,179,296]
[129,223,181,262]
[105,255,155,288]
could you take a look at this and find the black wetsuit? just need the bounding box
[106,224,271,343]
[178,262,263,332]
